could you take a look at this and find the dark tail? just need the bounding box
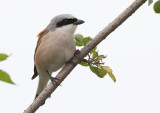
[32,65,38,80]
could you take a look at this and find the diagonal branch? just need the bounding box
[24,0,147,112]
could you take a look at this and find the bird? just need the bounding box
[31,14,84,99]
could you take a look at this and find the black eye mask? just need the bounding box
[56,18,77,27]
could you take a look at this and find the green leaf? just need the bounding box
[154,0,160,13]
[108,72,116,82]
[75,41,83,46]
[75,34,84,46]
[92,51,98,59]
[83,37,92,46]
[0,53,8,61]
[101,66,116,82]
[89,66,107,78]
[79,61,89,66]
[148,0,153,5]
[0,70,15,84]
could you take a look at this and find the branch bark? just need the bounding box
[24,0,147,112]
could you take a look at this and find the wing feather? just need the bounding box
[32,29,49,79]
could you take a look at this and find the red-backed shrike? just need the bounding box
[31,14,84,98]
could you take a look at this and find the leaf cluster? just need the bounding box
[0,53,15,84]
[148,0,160,14]
[75,34,116,82]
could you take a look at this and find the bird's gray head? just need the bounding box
[46,14,84,31]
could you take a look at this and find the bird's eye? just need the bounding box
[63,19,69,22]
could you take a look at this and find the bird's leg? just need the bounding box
[46,71,61,86]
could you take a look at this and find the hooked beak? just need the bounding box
[73,19,85,25]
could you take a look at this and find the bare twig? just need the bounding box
[24,0,147,112]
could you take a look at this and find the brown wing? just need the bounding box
[31,28,49,80]
[34,28,49,60]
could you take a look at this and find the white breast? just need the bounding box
[35,28,76,74]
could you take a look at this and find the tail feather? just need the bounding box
[32,65,38,80]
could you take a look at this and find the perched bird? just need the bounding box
[32,14,84,99]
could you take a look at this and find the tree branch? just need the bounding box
[24,0,147,112]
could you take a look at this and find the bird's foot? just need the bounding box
[75,49,81,55]
[50,76,61,86]
[46,70,61,86]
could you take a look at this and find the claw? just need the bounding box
[50,76,61,86]
[46,70,61,86]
